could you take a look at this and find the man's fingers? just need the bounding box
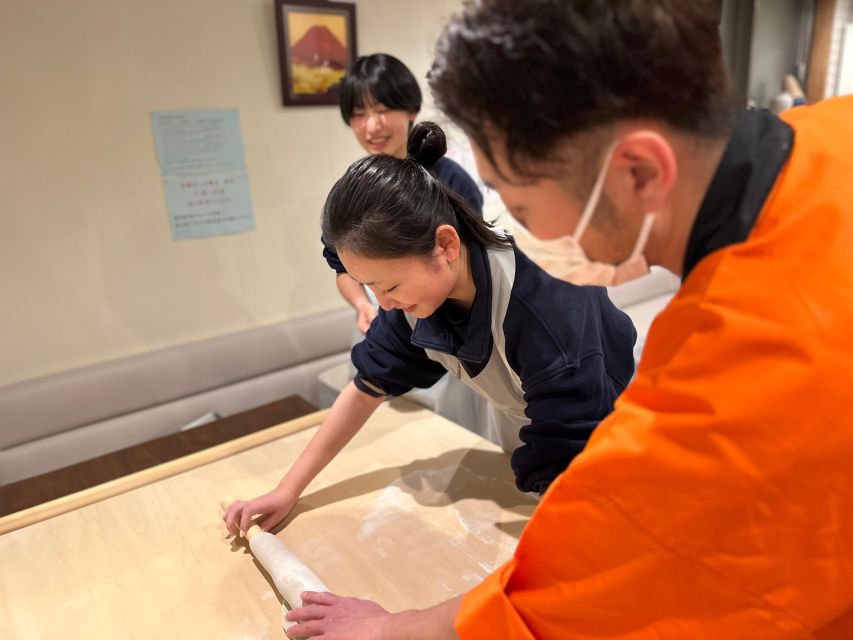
[300,591,340,606]
[286,620,323,638]
[286,603,329,622]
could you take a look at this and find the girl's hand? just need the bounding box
[356,303,379,335]
[222,484,298,537]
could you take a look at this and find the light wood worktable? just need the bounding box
[0,399,535,639]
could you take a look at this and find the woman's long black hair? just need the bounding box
[322,121,508,259]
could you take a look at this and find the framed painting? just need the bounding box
[275,0,358,106]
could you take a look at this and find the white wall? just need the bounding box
[826,0,853,96]
[0,0,466,386]
[838,22,853,93]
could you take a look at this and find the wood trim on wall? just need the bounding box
[0,408,329,536]
[807,0,839,101]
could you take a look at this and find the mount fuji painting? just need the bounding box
[276,2,357,106]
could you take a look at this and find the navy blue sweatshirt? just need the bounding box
[351,240,637,494]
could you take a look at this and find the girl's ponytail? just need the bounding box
[323,122,509,258]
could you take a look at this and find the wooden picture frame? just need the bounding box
[275,0,358,107]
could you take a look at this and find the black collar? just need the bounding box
[683,109,794,278]
[409,242,494,364]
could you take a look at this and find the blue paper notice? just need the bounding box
[164,172,255,240]
[151,109,255,240]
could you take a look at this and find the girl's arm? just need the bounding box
[223,381,385,536]
[336,273,378,334]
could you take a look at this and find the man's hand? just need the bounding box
[286,592,391,640]
[286,591,462,640]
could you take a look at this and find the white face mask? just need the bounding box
[509,143,656,287]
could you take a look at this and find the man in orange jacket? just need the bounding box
[287,1,853,637]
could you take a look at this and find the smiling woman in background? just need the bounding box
[323,53,482,334]
[322,53,491,440]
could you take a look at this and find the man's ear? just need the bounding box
[434,224,462,262]
[608,131,677,216]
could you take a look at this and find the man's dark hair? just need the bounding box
[323,122,507,258]
[428,0,736,179]
[340,53,422,125]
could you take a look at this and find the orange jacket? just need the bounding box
[457,96,853,638]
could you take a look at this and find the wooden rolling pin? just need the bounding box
[221,496,330,637]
